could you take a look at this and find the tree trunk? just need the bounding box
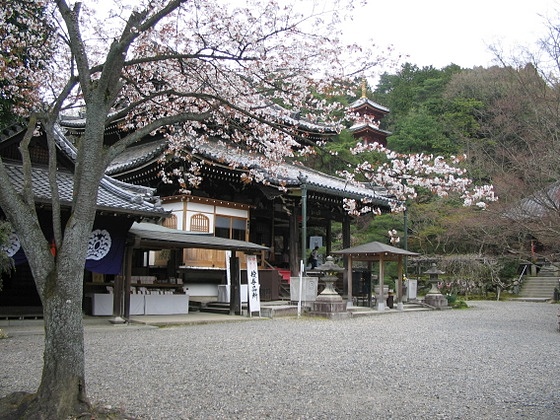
[11,268,90,419]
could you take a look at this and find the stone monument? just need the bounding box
[423,263,448,309]
[309,256,349,319]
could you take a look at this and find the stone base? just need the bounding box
[308,300,349,319]
[312,300,346,312]
[424,293,448,309]
[109,316,127,324]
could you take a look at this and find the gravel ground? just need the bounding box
[1,301,559,419]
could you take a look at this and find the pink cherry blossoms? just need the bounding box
[341,141,498,215]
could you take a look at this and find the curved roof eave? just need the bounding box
[348,98,390,114]
[349,123,392,136]
[333,241,419,256]
[129,222,269,252]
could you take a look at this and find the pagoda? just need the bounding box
[348,81,391,147]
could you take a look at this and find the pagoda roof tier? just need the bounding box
[349,123,392,136]
[348,97,390,115]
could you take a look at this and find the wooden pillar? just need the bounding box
[229,252,241,315]
[342,215,351,250]
[289,208,299,276]
[326,220,332,257]
[396,257,403,309]
[270,198,276,266]
[113,265,124,318]
[346,255,353,306]
[368,261,373,307]
[377,254,385,311]
[300,176,307,275]
[342,215,351,298]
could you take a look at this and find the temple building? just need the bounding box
[1,94,396,317]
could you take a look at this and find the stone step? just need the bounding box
[200,302,248,315]
[524,276,558,283]
[260,305,298,318]
[524,283,559,288]
[519,277,558,299]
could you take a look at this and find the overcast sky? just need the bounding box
[342,0,559,70]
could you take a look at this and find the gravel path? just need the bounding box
[1,301,559,419]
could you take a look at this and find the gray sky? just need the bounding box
[342,0,558,69]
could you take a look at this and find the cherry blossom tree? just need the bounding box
[338,141,498,216]
[0,0,397,417]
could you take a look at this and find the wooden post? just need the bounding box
[396,257,403,310]
[229,252,241,315]
[300,175,307,275]
[346,255,353,306]
[289,209,298,276]
[113,270,123,319]
[342,215,351,298]
[378,254,385,311]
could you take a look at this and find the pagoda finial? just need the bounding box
[361,78,367,98]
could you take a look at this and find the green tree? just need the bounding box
[388,107,457,154]
[443,59,560,256]
[373,63,461,122]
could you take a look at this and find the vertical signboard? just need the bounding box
[225,250,231,286]
[246,255,260,315]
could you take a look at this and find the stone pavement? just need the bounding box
[0,300,430,336]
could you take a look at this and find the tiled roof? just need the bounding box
[194,141,393,204]
[266,104,338,134]
[110,136,395,207]
[130,222,269,252]
[4,162,166,217]
[0,121,167,217]
[0,123,27,143]
[506,182,560,220]
[106,139,167,175]
[333,241,419,256]
[348,97,390,113]
[60,104,338,135]
[349,122,392,136]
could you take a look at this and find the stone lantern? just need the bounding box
[309,256,349,319]
[423,263,448,309]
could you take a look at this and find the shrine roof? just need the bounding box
[106,139,167,175]
[349,123,392,136]
[4,162,167,217]
[129,222,269,252]
[105,135,396,207]
[1,122,167,218]
[60,103,337,136]
[348,97,390,114]
[333,241,419,257]
[505,182,560,220]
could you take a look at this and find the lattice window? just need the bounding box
[190,213,210,232]
[162,214,177,229]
